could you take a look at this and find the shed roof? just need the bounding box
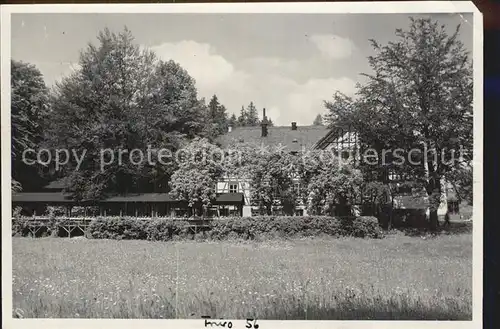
[214,193,244,204]
[12,192,245,205]
[103,193,177,203]
[12,192,178,203]
[12,192,74,203]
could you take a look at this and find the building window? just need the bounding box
[388,171,397,181]
[229,183,238,193]
[388,170,403,182]
[219,207,229,217]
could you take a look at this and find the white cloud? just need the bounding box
[35,39,356,126]
[150,40,356,126]
[310,34,355,59]
[33,61,80,86]
[242,57,303,76]
[150,41,235,88]
[283,77,356,125]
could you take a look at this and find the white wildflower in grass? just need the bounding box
[12,235,472,319]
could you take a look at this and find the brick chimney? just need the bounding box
[261,108,268,137]
[291,122,297,130]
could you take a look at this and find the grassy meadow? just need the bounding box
[12,233,472,320]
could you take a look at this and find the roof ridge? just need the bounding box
[229,125,327,130]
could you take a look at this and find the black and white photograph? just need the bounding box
[1,3,482,328]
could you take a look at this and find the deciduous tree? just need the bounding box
[304,152,363,216]
[11,60,49,192]
[47,27,206,200]
[169,138,225,216]
[249,150,298,215]
[325,18,473,229]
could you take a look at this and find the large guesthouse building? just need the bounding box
[13,108,460,221]
[215,109,329,216]
[13,109,330,218]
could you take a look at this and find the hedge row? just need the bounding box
[87,217,194,240]
[86,216,383,241]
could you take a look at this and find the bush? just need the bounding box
[87,217,149,240]
[351,216,384,238]
[85,215,384,241]
[12,206,29,236]
[46,206,67,217]
[209,216,383,240]
[145,218,191,241]
[71,206,87,217]
[42,206,67,237]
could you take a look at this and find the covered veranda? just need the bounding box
[12,192,246,218]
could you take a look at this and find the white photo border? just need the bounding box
[1,2,483,329]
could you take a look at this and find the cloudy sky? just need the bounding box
[11,13,472,126]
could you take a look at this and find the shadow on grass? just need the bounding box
[257,304,472,320]
[399,221,472,237]
[16,293,471,320]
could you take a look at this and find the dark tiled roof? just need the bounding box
[217,125,329,150]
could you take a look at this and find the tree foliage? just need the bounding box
[222,141,262,177]
[168,138,225,215]
[205,94,229,139]
[304,152,363,216]
[249,150,298,215]
[235,102,273,127]
[46,27,206,200]
[11,60,49,192]
[237,106,247,127]
[325,18,473,229]
[246,102,259,126]
[445,165,473,205]
[313,114,324,126]
[222,141,300,215]
[228,113,237,128]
